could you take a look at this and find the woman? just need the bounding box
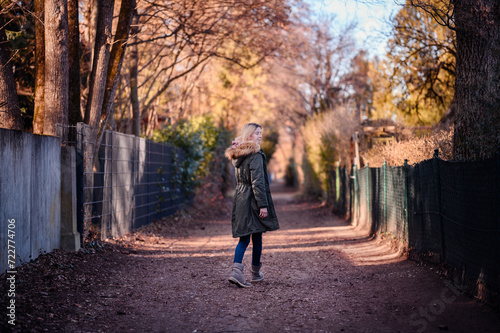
[224,123,279,288]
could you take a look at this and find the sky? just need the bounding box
[307,0,403,57]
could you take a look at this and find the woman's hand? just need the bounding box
[259,207,268,219]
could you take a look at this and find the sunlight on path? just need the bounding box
[125,181,404,267]
[132,222,404,267]
[264,224,404,266]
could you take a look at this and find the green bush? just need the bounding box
[152,115,225,196]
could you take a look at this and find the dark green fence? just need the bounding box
[328,153,500,304]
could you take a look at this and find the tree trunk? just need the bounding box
[130,10,140,137]
[91,0,136,165]
[438,94,456,129]
[88,0,98,73]
[84,0,114,127]
[44,0,69,138]
[0,14,23,130]
[80,0,97,114]
[33,0,45,134]
[68,0,82,126]
[452,0,500,160]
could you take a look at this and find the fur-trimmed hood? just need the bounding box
[224,141,261,161]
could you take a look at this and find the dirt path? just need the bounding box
[2,182,500,332]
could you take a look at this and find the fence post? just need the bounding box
[75,123,86,244]
[404,159,409,243]
[383,161,387,233]
[60,146,81,251]
[433,149,445,263]
[351,164,357,227]
[329,167,335,208]
[355,165,359,226]
[103,131,112,240]
[335,162,340,204]
[367,163,371,230]
[341,166,347,216]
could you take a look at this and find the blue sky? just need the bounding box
[307,0,403,57]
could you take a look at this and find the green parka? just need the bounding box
[225,141,279,238]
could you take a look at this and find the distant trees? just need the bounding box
[387,1,455,125]
[258,11,357,127]
[294,16,356,115]
[346,50,374,123]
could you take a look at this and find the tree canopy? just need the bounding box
[0,0,498,165]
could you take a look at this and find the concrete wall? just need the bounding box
[0,128,61,272]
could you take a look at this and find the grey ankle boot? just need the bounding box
[228,263,252,288]
[251,264,264,282]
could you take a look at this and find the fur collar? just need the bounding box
[224,141,260,160]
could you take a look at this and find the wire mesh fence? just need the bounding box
[328,153,500,304]
[75,123,186,242]
[407,158,443,258]
[438,157,500,294]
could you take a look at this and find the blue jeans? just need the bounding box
[233,233,262,266]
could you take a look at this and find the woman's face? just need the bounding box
[249,127,263,144]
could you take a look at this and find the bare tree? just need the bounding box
[83,0,114,127]
[79,0,137,165]
[113,0,291,135]
[94,0,136,157]
[129,9,140,136]
[346,50,374,123]
[280,14,356,117]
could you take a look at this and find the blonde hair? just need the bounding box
[237,123,262,142]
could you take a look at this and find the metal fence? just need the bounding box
[75,123,186,241]
[328,153,500,304]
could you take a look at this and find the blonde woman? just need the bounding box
[224,123,280,287]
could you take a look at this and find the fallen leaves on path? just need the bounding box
[1,186,499,332]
